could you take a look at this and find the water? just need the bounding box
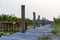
[0,24,56,40]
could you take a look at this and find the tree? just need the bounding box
[53,17,56,22]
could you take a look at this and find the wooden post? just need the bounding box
[12,24,13,32]
[13,22,16,32]
[42,17,45,26]
[10,23,12,31]
[10,24,11,31]
[1,23,3,32]
[3,23,6,32]
[13,24,14,32]
[17,23,20,32]
[5,23,7,31]
[0,23,1,31]
[5,23,8,32]
[11,23,13,32]
[21,5,25,33]
[15,23,17,30]
[25,23,27,30]
[38,15,40,27]
[8,23,10,32]
[0,23,2,31]
[33,12,36,29]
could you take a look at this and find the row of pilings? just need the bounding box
[0,5,49,33]
[21,5,44,33]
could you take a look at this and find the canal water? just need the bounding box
[0,24,59,40]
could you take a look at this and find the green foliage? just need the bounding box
[52,22,60,34]
[53,17,60,23]
[53,17,57,23]
[0,32,15,37]
[51,29,58,34]
[52,16,60,35]
[0,14,31,22]
[25,18,31,22]
[37,36,49,40]
[0,14,33,32]
[0,33,3,37]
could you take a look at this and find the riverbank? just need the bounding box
[51,23,60,34]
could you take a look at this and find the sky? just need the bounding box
[0,0,60,21]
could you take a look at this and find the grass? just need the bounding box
[51,22,60,34]
[37,33,52,40]
[0,32,14,37]
[51,29,58,34]
[37,36,50,40]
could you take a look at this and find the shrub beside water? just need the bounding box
[0,32,15,37]
[51,23,60,34]
[51,30,58,34]
[0,33,3,37]
[37,36,49,40]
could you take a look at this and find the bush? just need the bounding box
[0,33,3,37]
[37,36,49,40]
[51,29,58,34]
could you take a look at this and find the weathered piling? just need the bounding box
[13,22,16,32]
[33,12,36,29]
[11,23,13,32]
[42,17,45,26]
[3,23,5,31]
[25,23,28,30]
[38,15,40,27]
[7,24,10,32]
[5,23,8,31]
[21,5,25,33]
[17,22,20,32]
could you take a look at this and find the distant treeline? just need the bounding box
[0,14,32,22]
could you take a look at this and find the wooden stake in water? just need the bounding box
[38,15,40,27]
[42,17,45,26]
[33,12,36,29]
[21,5,25,33]
[25,23,27,30]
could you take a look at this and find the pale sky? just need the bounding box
[0,0,60,21]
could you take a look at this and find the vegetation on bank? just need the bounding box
[37,36,49,40]
[0,14,32,22]
[0,32,14,37]
[37,35,51,40]
[0,14,44,25]
[51,17,60,34]
[0,14,32,36]
[0,14,41,36]
[0,14,51,37]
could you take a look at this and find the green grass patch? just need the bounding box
[37,36,50,40]
[51,29,58,34]
[51,22,60,34]
[0,32,14,37]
